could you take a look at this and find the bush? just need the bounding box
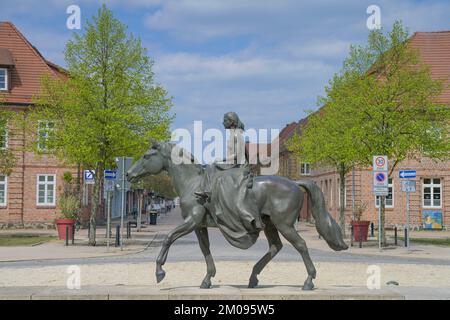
[58,193,79,220]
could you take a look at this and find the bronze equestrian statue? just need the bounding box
[126,114,348,291]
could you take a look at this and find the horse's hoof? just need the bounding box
[200,279,211,289]
[156,270,166,283]
[302,280,314,291]
[248,276,259,288]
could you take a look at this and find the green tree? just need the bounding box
[0,98,18,176]
[287,101,358,237]
[27,5,173,245]
[289,21,449,246]
[138,172,177,199]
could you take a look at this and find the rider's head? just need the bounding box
[223,112,245,130]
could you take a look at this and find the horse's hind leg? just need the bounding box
[195,227,216,289]
[275,223,317,290]
[248,217,283,288]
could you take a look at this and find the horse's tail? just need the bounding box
[297,180,348,251]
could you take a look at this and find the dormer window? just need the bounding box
[0,68,7,91]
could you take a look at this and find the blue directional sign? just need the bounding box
[399,170,416,179]
[104,170,117,180]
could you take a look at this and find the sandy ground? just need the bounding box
[1,261,449,291]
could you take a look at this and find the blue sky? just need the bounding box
[1,0,449,142]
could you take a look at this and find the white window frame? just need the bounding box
[0,175,7,206]
[300,163,311,175]
[0,68,7,91]
[422,178,442,209]
[0,120,7,150]
[376,178,394,208]
[36,174,56,206]
[37,120,55,151]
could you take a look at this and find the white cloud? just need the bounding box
[2,0,449,139]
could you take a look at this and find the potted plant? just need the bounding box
[351,202,370,242]
[55,172,80,240]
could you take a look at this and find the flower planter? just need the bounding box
[55,219,76,240]
[351,220,370,242]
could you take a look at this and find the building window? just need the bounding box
[0,68,7,91]
[376,178,394,208]
[423,178,442,208]
[0,120,7,150]
[36,174,56,206]
[300,163,311,175]
[37,121,55,151]
[0,175,7,205]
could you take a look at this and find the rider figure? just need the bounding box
[194,112,253,200]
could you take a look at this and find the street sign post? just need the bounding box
[373,156,388,250]
[103,171,117,252]
[116,157,134,250]
[401,180,416,249]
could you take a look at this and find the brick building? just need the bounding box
[0,22,76,228]
[278,31,450,230]
[276,118,313,220]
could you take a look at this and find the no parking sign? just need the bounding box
[373,155,388,196]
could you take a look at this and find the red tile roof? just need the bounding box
[410,31,450,103]
[0,22,66,105]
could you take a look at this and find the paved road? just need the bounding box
[0,208,449,269]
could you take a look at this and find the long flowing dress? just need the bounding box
[199,128,264,249]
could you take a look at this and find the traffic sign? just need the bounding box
[104,179,115,192]
[84,170,95,184]
[374,188,389,196]
[399,170,416,179]
[373,171,388,187]
[104,170,117,180]
[401,180,416,193]
[373,155,388,172]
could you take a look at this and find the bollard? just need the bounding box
[72,225,75,245]
[115,225,120,247]
[370,222,374,237]
[88,222,90,240]
[350,225,354,247]
[404,227,408,247]
[126,222,131,239]
[65,226,69,246]
[394,227,398,246]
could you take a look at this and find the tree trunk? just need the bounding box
[88,165,104,246]
[339,166,346,238]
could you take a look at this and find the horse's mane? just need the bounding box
[161,142,204,173]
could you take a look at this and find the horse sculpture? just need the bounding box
[126,141,348,290]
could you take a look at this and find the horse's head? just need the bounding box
[126,141,171,183]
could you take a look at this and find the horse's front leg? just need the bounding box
[155,205,205,283]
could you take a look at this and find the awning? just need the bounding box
[0,48,14,66]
